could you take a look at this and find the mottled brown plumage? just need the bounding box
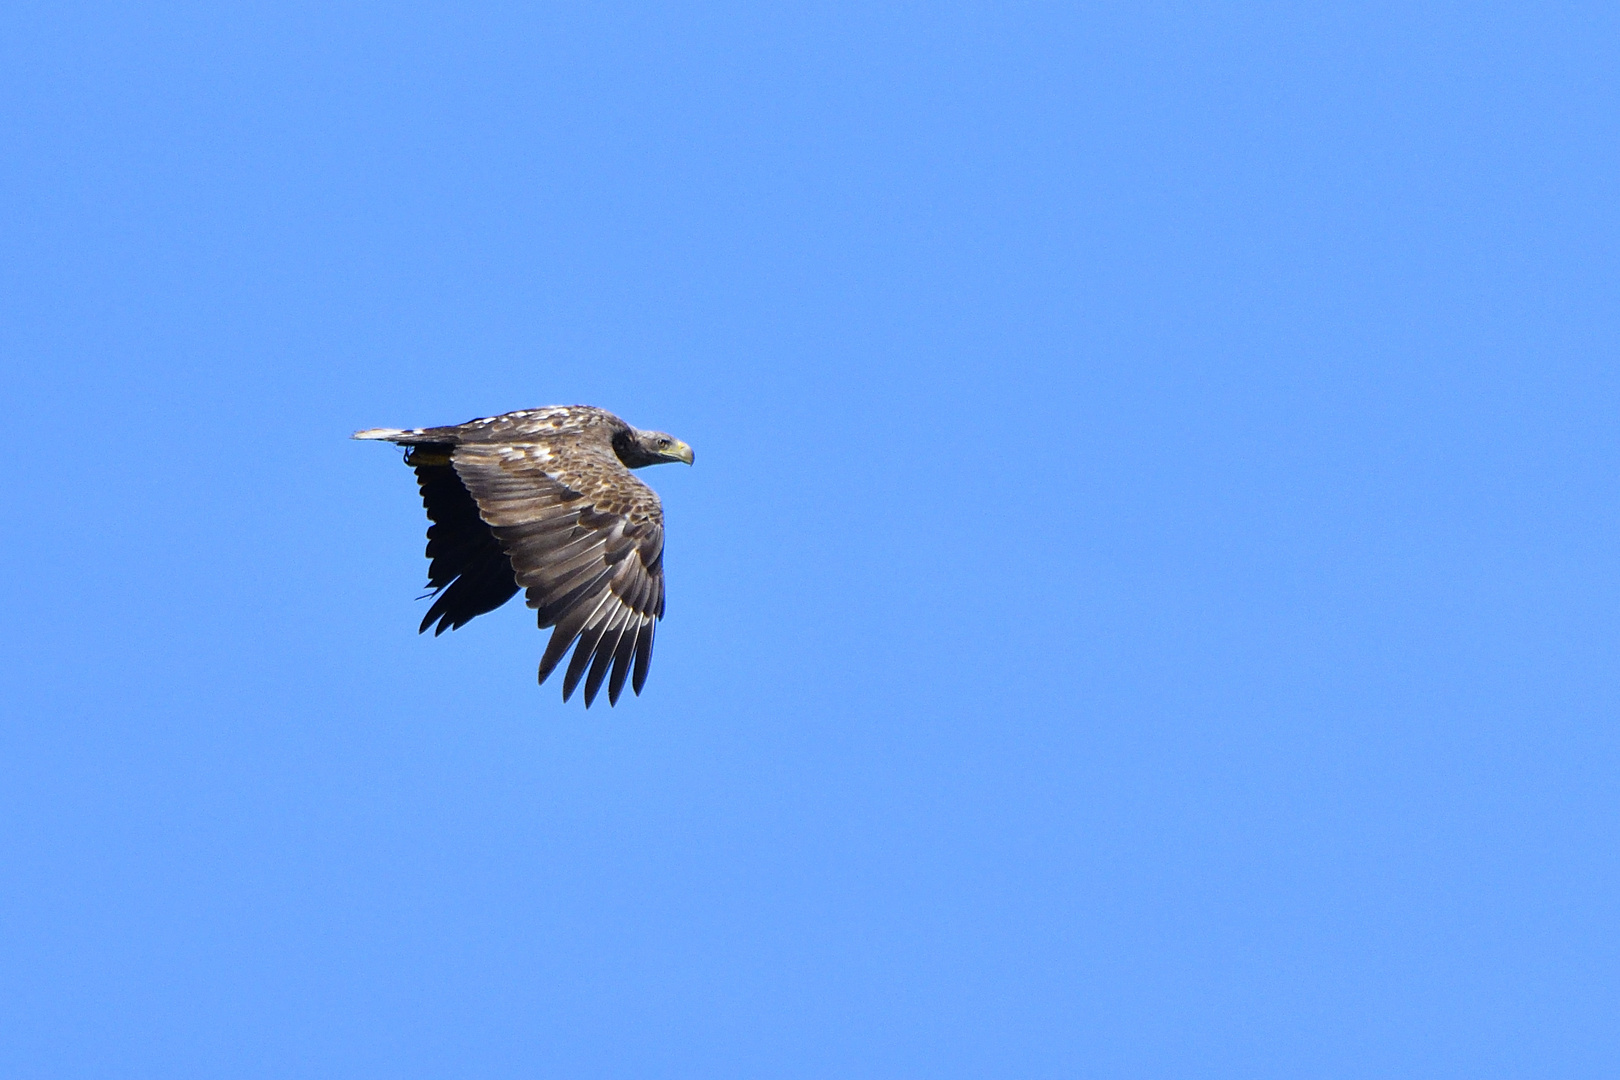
[355,406,693,706]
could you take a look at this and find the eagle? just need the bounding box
[355,406,694,707]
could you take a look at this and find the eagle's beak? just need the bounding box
[670,440,695,465]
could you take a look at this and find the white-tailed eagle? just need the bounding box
[355,406,693,707]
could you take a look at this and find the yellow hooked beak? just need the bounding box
[668,440,695,465]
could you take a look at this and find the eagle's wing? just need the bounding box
[411,454,522,636]
[449,440,665,707]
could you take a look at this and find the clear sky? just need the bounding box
[2,3,1615,1077]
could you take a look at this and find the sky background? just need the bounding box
[2,3,1616,1077]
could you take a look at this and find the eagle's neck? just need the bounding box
[611,427,660,469]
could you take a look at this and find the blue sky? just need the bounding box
[2,3,1615,1076]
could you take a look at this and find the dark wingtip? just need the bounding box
[631,621,653,695]
[562,663,586,701]
[537,625,577,686]
[582,636,617,707]
[563,627,601,701]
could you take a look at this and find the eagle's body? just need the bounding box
[355,406,693,707]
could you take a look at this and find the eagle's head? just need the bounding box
[615,428,695,468]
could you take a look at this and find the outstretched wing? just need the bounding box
[409,447,521,635]
[449,441,665,707]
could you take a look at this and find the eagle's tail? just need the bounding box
[354,427,446,443]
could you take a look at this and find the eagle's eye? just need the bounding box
[655,436,670,448]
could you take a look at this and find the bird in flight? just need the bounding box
[355,406,694,707]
